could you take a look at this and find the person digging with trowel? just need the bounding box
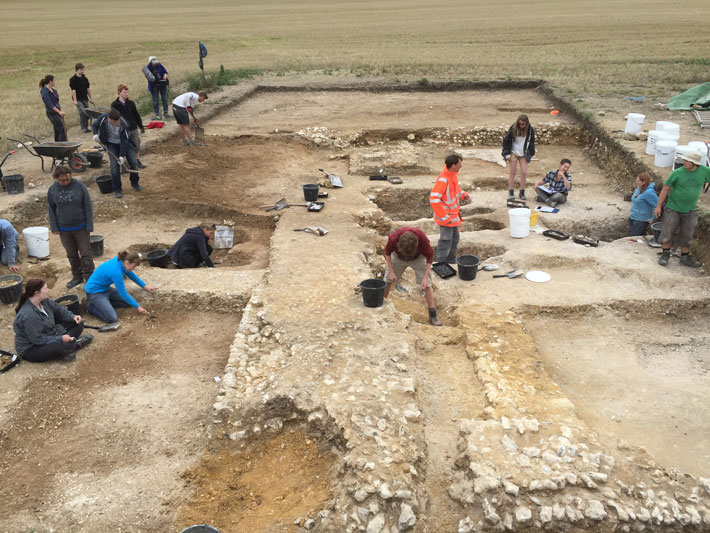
[172,91,207,146]
[384,227,442,326]
[169,223,215,268]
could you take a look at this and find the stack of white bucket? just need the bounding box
[648,121,679,168]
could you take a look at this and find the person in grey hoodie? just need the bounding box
[0,219,21,272]
[47,165,94,288]
[169,223,216,268]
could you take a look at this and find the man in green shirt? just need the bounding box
[654,149,710,267]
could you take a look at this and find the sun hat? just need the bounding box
[681,149,703,166]
[148,56,158,63]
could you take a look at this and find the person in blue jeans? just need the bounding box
[84,250,158,326]
[146,56,169,120]
[92,109,140,198]
[629,172,659,236]
[0,219,21,272]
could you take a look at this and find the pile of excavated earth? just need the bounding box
[1,80,709,532]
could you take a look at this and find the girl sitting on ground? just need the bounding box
[629,172,659,236]
[13,278,93,362]
[84,250,158,326]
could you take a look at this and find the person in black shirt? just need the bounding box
[111,84,147,168]
[69,63,93,133]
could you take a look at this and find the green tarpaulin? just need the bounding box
[667,82,710,111]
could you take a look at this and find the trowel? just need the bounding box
[318,168,343,188]
[493,269,524,279]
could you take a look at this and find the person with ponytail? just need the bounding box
[39,75,67,142]
[84,250,158,326]
[13,278,93,362]
[629,172,659,236]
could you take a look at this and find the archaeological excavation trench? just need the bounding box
[1,82,709,532]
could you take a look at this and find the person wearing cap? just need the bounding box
[654,149,710,267]
[145,56,169,120]
[172,91,208,146]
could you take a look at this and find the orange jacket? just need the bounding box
[430,167,463,227]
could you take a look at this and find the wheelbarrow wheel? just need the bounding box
[70,153,89,173]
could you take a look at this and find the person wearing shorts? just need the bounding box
[383,227,441,326]
[171,91,207,146]
[502,114,535,201]
[654,149,710,267]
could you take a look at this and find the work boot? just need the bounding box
[114,190,123,198]
[189,138,202,146]
[658,250,671,266]
[507,189,515,200]
[66,276,83,289]
[429,309,442,326]
[519,189,526,200]
[535,195,544,203]
[132,183,143,191]
[680,254,701,268]
[136,159,147,169]
[181,138,189,146]
[548,201,558,208]
[75,334,94,350]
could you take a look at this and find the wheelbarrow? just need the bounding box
[0,145,17,191]
[83,106,111,120]
[9,134,88,174]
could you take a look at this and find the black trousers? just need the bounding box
[46,111,67,142]
[22,320,84,362]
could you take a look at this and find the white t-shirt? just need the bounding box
[172,92,199,108]
[512,136,526,157]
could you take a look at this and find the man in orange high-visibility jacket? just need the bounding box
[430,154,470,264]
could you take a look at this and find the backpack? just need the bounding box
[142,65,156,83]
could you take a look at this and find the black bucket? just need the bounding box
[180,526,220,533]
[0,274,23,305]
[3,174,24,195]
[147,249,170,268]
[90,235,104,257]
[359,278,386,308]
[456,255,480,281]
[95,175,113,194]
[55,294,81,315]
[651,222,663,242]
[85,151,103,168]
[303,184,319,202]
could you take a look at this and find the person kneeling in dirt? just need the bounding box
[534,158,572,208]
[13,278,93,362]
[169,223,216,268]
[84,250,158,326]
[92,109,140,198]
[0,219,21,273]
[172,91,207,146]
[384,227,441,326]
[654,149,710,267]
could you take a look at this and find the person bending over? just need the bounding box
[172,91,208,146]
[169,223,216,268]
[13,278,93,362]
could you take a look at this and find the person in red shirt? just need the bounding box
[384,227,441,326]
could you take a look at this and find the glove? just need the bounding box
[187,107,193,113]
[118,156,126,166]
[93,135,100,143]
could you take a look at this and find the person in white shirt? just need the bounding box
[172,91,208,146]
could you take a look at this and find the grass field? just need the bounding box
[1,0,709,148]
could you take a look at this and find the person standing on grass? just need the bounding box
[0,219,21,273]
[384,227,441,326]
[69,63,94,133]
[172,91,208,146]
[13,278,93,363]
[47,165,95,289]
[84,250,158,326]
[534,158,572,208]
[39,75,66,142]
[93,109,141,198]
[111,84,147,169]
[654,149,710,267]
[430,154,470,265]
[146,56,169,120]
[629,172,658,236]
[502,114,535,201]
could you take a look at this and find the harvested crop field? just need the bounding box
[1,81,709,533]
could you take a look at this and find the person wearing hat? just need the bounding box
[145,56,169,120]
[654,149,710,267]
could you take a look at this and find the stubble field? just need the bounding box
[1,0,710,149]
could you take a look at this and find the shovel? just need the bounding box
[293,226,328,236]
[194,123,205,142]
[263,198,288,212]
[493,269,524,279]
[84,322,121,332]
[318,168,343,188]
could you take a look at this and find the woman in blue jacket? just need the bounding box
[84,250,158,325]
[39,75,66,142]
[629,172,659,236]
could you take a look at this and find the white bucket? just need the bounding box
[214,225,234,249]
[673,145,690,170]
[655,120,676,132]
[687,141,709,165]
[655,140,677,168]
[624,113,645,134]
[23,226,50,258]
[661,122,680,140]
[508,208,531,238]
[646,130,672,155]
